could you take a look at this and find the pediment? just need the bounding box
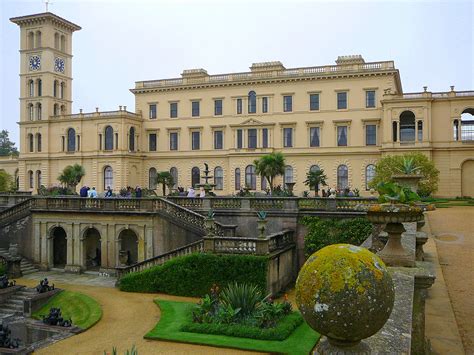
[240,118,264,126]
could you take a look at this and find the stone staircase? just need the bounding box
[0,287,37,318]
[0,247,39,275]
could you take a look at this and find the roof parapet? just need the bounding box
[336,55,365,65]
[250,61,286,72]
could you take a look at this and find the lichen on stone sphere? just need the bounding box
[295,243,395,346]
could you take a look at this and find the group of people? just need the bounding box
[175,186,206,198]
[79,186,98,198]
[79,185,143,198]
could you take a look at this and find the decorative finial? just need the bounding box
[44,0,53,12]
[423,86,428,92]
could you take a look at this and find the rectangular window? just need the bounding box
[337,92,347,110]
[170,103,178,118]
[237,129,243,149]
[236,99,242,114]
[214,130,223,149]
[191,101,200,117]
[310,94,320,111]
[337,126,348,146]
[310,127,320,147]
[283,96,293,112]
[98,134,101,151]
[366,91,376,108]
[262,128,268,148]
[192,131,200,150]
[149,133,157,151]
[248,129,257,149]
[214,100,223,116]
[170,132,178,150]
[283,128,293,147]
[366,125,377,145]
[149,104,157,119]
[262,97,268,113]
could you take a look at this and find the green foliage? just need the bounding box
[0,130,18,156]
[0,169,13,192]
[207,209,215,219]
[256,211,267,220]
[37,185,77,196]
[220,282,262,317]
[57,164,85,190]
[105,345,138,355]
[301,217,372,257]
[155,171,174,196]
[254,152,286,192]
[303,169,327,196]
[397,157,422,175]
[369,153,439,197]
[376,182,421,204]
[119,253,268,297]
[0,264,6,276]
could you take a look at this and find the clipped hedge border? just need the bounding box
[181,311,303,341]
[119,253,268,297]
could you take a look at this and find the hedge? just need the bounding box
[119,253,268,297]
[181,311,303,341]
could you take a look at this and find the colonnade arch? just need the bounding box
[83,227,101,270]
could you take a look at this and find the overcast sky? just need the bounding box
[1,0,473,145]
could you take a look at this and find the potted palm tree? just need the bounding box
[391,157,423,192]
[57,164,85,193]
[254,152,285,195]
[304,169,327,197]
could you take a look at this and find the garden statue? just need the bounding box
[0,275,15,289]
[0,323,20,349]
[35,278,54,293]
[296,244,394,353]
[41,308,72,327]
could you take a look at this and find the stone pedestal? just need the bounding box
[378,223,415,267]
[64,264,81,274]
[6,257,22,278]
[315,337,371,354]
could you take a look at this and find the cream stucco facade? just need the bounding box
[4,12,474,197]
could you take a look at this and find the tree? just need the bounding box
[304,169,328,196]
[0,170,13,192]
[0,130,19,156]
[156,171,174,196]
[369,152,440,197]
[254,152,286,193]
[58,164,85,191]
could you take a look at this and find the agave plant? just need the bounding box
[220,282,262,317]
[396,157,422,175]
[207,209,215,219]
[256,211,267,220]
[376,182,420,204]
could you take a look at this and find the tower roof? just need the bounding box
[10,12,81,32]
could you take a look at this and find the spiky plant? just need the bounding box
[220,282,262,317]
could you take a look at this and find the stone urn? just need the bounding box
[204,217,215,236]
[392,174,423,193]
[285,182,296,196]
[118,250,128,266]
[366,204,424,267]
[8,244,18,257]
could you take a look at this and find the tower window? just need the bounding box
[399,111,416,142]
[37,79,42,96]
[54,33,60,49]
[235,168,241,190]
[248,91,256,114]
[417,121,423,142]
[53,80,58,97]
[262,97,268,113]
[104,126,114,151]
[236,99,242,114]
[36,133,42,152]
[36,103,42,120]
[28,134,34,152]
[67,128,76,152]
[60,35,66,52]
[35,31,41,48]
[28,104,34,121]
[28,32,34,49]
[28,80,34,97]
[129,127,135,151]
[60,82,65,99]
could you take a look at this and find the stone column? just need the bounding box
[145,227,154,259]
[40,232,50,270]
[412,274,435,354]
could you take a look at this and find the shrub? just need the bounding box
[301,217,372,257]
[0,264,6,276]
[119,253,268,297]
[220,282,262,317]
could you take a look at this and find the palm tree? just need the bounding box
[304,169,327,196]
[156,171,174,196]
[254,152,285,193]
[58,164,85,191]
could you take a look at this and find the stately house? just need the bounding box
[2,11,474,197]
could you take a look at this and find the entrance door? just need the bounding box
[52,227,67,266]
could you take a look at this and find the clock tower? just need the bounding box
[10,12,81,190]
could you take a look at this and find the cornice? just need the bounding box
[10,12,81,32]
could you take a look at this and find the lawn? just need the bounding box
[145,299,320,354]
[32,290,102,330]
[421,197,474,208]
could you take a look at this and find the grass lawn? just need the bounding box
[422,197,474,208]
[145,299,320,354]
[32,290,102,330]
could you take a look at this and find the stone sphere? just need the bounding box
[295,244,394,346]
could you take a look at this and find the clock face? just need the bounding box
[29,55,41,71]
[54,57,65,73]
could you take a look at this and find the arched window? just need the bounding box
[28,134,34,152]
[337,165,349,189]
[453,119,459,141]
[60,82,65,99]
[36,103,42,120]
[28,32,34,49]
[399,111,416,142]
[235,168,241,190]
[170,167,178,189]
[36,133,42,152]
[104,166,113,190]
[148,168,157,189]
[365,164,376,190]
[60,35,66,52]
[67,128,76,152]
[28,80,34,97]
[191,167,200,188]
[35,31,41,48]
[54,33,60,49]
[28,171,33,188]
[53,104,59,116]
[460,108,474,141]
[36,170,42,188]
[310,165,320,173]
[53,80,58,97]
[214,167,223,190]
[284,165,293,184]
[104,126,113,151]
[129,127,135,151]
[392,121,398,142]
[245,165,256,190]
[37,79,42,96]
[28,104,34,121]
[248,91,257,114]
